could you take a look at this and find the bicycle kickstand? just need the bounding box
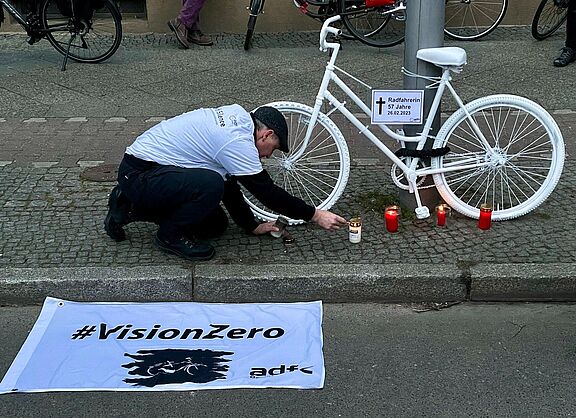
[60,33,77,71]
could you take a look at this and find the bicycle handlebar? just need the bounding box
[319,15,342,52]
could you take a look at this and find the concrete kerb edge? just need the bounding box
[1,263,574,304]
[0,266,193,304]
[194,263,467,303]
[470,263,576,302]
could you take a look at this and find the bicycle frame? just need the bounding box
[292,15,494,215]
[0,0,30,28]
[293,0,336,19]
[295,0,403,19]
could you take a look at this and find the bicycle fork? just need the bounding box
[248,0,265,18]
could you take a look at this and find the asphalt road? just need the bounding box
[0,302,575,417]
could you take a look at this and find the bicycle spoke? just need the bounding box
[532,0,568,40]
[445,0,506,40]
[434,96,563,220]
[340,0,405,48]
[244,103,350,223]
[287,168,332,204]
[42,0,122,63]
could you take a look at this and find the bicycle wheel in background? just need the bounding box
[532,0,569,40]
[444,0,508,41]
[293,0,355,40]
[243,102,351,224]
[41,0,122,63]
[339,0,406,48]
[432,95,565,221]
[244,0,264,50]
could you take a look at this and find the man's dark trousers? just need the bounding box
[117,154,229,240]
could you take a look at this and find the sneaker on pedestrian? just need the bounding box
[168,18,190,49]
[104,186,132,242]
[187,30,213,46]
[553,46,576,67]
[154,233,215,261]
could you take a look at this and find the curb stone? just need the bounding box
[470,263,576,301]
[0,266,193,304]
[194,264,466,303]
[1,265,576,305]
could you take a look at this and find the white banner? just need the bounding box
[0,298,324,393]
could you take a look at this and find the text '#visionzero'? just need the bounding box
[70,323,286,341]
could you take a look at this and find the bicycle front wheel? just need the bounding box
[244,15,257,50]
[531,0,569,40]
[243,101,351,224]
[41,0,122,63]
[444,0,507,41]
[339,0,406,48]
[432,95,565,220]
[244,0,264,50]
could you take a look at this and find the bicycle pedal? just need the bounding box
[26,35,41,45]
[415,207,430,219]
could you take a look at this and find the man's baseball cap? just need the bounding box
[252,106,289,153]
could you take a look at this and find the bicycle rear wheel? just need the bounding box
[243,102,351,224]
[432,95,565,220]
[444,0,508,41]
[531,0,569,40]
[340,0,406,48]
[41,0,122,63]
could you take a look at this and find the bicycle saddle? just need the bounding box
[416,47,467,68]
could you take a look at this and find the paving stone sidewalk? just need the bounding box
[1,29,575,303]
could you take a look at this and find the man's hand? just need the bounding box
[311,209,348,230]
[252,221,279,235]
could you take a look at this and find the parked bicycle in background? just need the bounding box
[245,0,407,50]
[532,0,570,40]
[244,0,508,50]
[0,0,122,70]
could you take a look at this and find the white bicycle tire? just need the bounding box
[432,94,565,220]
[243,101,350,225]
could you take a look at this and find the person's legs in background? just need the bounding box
[554,0,576,66]
[168,0,213,48]
[181,0,213,46]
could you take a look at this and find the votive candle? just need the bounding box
[478,204,492,230]
[348,217,362,243]
[436,204,446,226]
[384,206,399,233]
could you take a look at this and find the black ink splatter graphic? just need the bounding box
[122,349,233,387]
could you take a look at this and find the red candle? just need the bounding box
[436,206,446,226]
[385,207,399,233]
[478,204,492,230]
[366,0,396,6]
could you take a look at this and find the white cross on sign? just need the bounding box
[371,90,424,125]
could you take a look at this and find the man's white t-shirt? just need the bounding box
[126,104,263,179]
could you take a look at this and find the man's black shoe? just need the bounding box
[553,47,576,67]
[104,186,131,242]
[154,234,215,261]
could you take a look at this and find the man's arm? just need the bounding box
[221,177,260,233]
[224,170,347,233]
[235,170,316,221]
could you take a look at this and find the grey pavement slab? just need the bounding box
[1,303,575,416]
[0,28,575,303]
